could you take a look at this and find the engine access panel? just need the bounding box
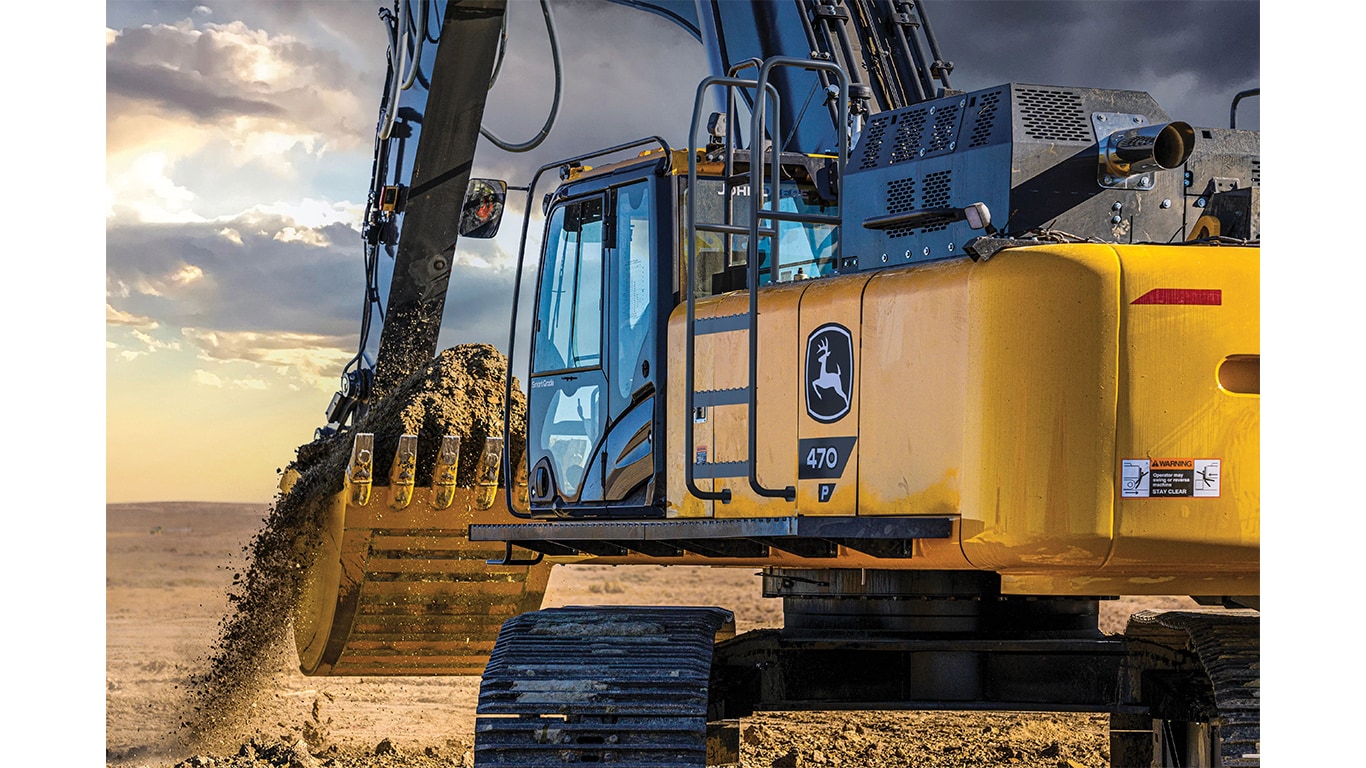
[841,83,1259,269]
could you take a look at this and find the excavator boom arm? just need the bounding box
[371,0,507,399]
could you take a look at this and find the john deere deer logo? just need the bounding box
[805,324,853,423]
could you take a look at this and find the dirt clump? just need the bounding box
[354,343,528,488]
[181,344,525,749]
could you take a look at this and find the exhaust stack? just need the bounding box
[1103,120,1196,178]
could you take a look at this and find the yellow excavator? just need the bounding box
[283,1,1259,765]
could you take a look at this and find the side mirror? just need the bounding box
[460,178,507,239]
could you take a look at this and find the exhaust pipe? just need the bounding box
[1102,120,1196,178]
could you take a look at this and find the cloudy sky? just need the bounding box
[103,0,1263,503]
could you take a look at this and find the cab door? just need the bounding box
[526,181,663,513]
[594,181,659,505]
[528,196,607,505]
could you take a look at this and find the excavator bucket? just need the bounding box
[289,432,551,677]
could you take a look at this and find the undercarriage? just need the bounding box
[471,569,1259,767]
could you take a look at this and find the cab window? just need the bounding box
[681,176,837,298]
[611,182,655,414]
[534,198,604,373]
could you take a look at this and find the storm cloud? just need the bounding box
[106,15,377,149]
[927,1,1260,128]
[106,57,285,121]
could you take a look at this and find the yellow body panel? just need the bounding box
[673,286,807,518]
[1108,247,1260,570]
[859,259,972,518]
[959,245,1121,572]
[665,243,1259,594]
[795,275,864,516]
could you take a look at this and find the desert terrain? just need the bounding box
[107,501,1197,768]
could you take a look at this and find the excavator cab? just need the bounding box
[686,160,841,294]
[520,148,842,518]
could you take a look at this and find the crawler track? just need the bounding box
[1124,609,1260,766]
[474,606,734,767]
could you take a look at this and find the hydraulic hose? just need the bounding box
[399,0,426,91]
[378,1,427,141]
[480,0,562,153]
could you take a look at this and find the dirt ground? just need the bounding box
[106,501,1198,768]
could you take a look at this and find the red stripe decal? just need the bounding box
[1131,288,1222,305]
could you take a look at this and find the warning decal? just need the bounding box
[1121,458,1221,498]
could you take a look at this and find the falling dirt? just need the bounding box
[180,345,526,751]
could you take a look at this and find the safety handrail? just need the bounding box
[684,74,776,503]
[745,56,848,501]
[683,56,849,505]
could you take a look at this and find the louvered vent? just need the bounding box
[1017,88,1091,143]
[968,91,1003,147]
[927,103,961,153]
[1251,159,1260,187]
[857,116,890,169]
[891,108,928,164]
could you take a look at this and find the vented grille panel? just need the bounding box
[1017,88,1091,143]
[922,170,952,208]
[1251,159,1260,187]
[887,171,953,238]
[857,116,890,169]
[968,91,1003,147]
[891,110,928,164]
[928,104,961,153]
[887,177,916,214]
[918,170,953,234]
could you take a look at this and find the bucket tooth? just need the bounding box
[389,434,418,510]
[432,434,461,510]
[347,433,375,507]
[475,436,503,510]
